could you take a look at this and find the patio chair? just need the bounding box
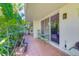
[69,42,79,51]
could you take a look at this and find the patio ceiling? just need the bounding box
[24,3,66,22]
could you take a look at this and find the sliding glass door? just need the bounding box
[41,18,49,40]
[51,13,59,44]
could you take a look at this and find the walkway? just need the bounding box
[15,35,69,56]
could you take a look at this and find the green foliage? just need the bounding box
[0,3,13,20]
[0,3,30,56]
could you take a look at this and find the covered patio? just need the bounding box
[15,35,68,56]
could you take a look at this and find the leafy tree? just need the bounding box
[0,3,30,56]
[0,3,13,20]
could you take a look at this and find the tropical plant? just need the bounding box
[0,3,30,56]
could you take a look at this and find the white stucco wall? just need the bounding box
[33,19,41,38]
[59,4,79,49]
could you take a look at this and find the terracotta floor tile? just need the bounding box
[15,35,69,56]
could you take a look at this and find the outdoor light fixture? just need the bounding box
[63,13,67,19]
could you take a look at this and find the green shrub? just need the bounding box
[0,3,30,56]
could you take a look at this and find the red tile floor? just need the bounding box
[15,35,69,56]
